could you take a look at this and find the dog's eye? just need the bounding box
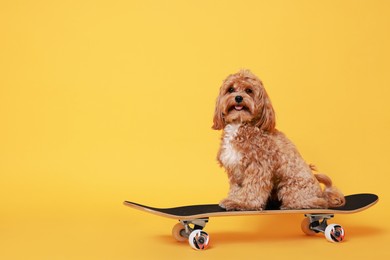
[245,88,253,94]
[228,87,235,93]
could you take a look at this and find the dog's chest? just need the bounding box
[219,124,242,167]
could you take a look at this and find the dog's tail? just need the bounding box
[314,173,346,207]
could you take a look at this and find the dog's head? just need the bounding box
[212,70,275,131]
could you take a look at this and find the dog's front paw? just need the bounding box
[219,198,245,211]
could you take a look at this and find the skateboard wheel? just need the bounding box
[301,218,317,236]
[172,223,188,242]
[324,224,345,243]
[188,230,209,250]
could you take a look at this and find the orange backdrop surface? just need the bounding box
[1,0,389,259]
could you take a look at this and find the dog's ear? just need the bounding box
[255,88,276,132]
[212,93,225,130]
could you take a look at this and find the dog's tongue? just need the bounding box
[235,106,243,111]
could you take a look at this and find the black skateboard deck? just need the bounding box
[124,193,378,219]
[123,193,378,247]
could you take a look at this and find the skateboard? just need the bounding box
[124,193,378,250]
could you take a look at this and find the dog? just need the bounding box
[212,70,345,211]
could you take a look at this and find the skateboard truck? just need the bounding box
[305,214,334,233]
[303,214,345,242]
[171,218,210,250]
[179,218,209,238]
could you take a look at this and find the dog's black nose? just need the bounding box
[235,95,243,103]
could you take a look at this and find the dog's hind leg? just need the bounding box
[277,177,328,209]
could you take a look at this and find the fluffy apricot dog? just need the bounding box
[213,70,345,211]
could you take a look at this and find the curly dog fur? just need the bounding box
[213,70,345,211]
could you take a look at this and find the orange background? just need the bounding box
[1,0,389,259]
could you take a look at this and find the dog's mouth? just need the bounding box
[228,105,249,112]
[234,105,244,111]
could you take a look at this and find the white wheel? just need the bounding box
[324,224,345,242]
[172,223,188,242]
[188,229,209,250]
